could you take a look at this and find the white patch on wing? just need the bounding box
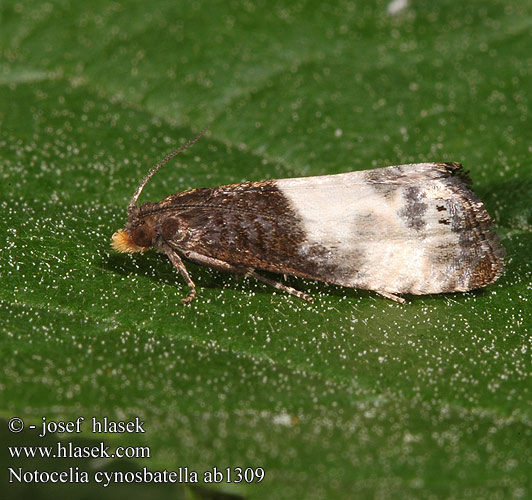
[276,164,462,294]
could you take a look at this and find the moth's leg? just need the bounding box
[181,250,313,303]
[162,246,196,304]
[181,250,250,274]
[377,291,406,304]
[249,271,314,303]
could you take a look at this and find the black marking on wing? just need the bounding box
[400,186,428,231]
[420,171,505,292]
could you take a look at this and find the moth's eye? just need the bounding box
[131,223,154,248]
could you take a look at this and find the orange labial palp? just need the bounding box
[111,230,145,253]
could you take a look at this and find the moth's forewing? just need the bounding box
[158,163,504,295]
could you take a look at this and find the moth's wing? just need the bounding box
[162,180,313,275]
[168,163,505,295]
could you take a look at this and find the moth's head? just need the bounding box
[111,125,209,254]
[112,210,156,253]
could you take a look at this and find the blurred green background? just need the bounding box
[1,0,531,498]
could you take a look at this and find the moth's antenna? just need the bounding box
[128,125,210,213]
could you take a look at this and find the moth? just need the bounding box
[112,127,505,304]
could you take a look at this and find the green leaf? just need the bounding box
[1,1,531,499]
